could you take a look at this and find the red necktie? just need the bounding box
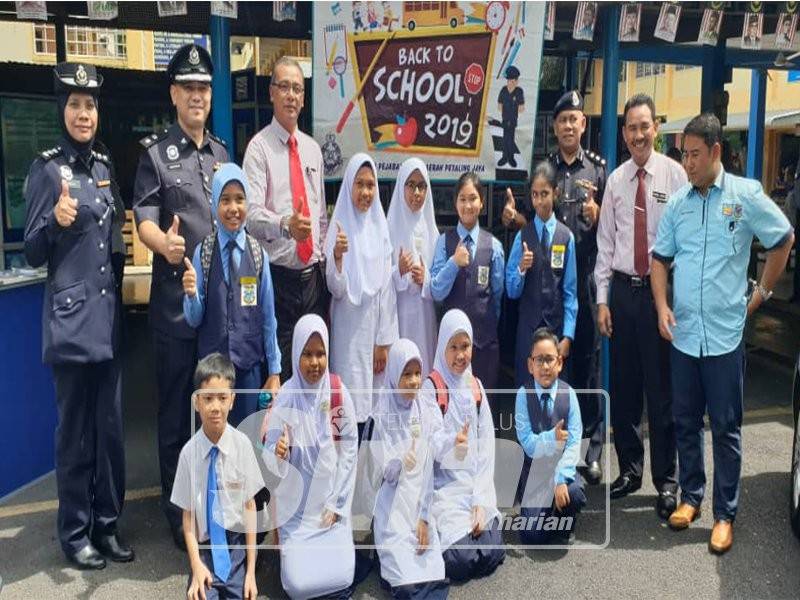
[288,135,313,264]
[634,168,649,277]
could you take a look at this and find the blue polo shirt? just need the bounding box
[652,168,792,358]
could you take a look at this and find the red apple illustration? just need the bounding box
[394,115,418,147]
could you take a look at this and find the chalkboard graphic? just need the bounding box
[348,26,496,157]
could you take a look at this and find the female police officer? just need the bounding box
[24,63,132,570]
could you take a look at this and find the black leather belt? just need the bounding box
[613,270,650,287]
[271,262,319,282]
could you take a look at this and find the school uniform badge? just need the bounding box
[166,145,179,161]
[722,203,734,217]
[59,165,73,181]
[551,244,566,269]
[240,276,257,307]
[410,417,421,438]
[733,204,743,221]
[477,265,490,287]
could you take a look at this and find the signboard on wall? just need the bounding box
[153,32,208,70]
[312,1,545,181]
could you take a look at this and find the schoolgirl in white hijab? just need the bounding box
[262,314,358,599]
[325,153,399,425]
[421,309,505,582]
[370,339,448,597]
[387,159,439,375]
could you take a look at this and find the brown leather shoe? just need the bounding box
[709,520,733,554]
[668,502,701,530]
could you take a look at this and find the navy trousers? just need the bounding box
[51,358,124,556]
[154,329,197,532]
[519,473,586,544]
[471,341,499,393]
[442,518,505,582]
[189,531,246,599]
[671,341,746,521]
[228,362,264,427]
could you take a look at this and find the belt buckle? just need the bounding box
[631,276,644,287]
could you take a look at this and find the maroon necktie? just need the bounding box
[288,135,312,264]
[634,168,649,277]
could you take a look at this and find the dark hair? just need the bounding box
[666,146,682,163]
[454,171,484,202]
[356,160,374,176]
[529,160,557,190]
[194,352,236,390]
[683,112,722,149]
[623,93,656,124]
[529,327,560,356]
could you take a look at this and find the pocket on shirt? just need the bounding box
[163,173,192,213]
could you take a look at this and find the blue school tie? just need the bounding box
[226,239,238,284]
[207,446,231,582]
[463,234,474,259]
[541,392,552,429]
[540,223,550,253]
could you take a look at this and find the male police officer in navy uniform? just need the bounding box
[503,90,606,484]
[133,44,228,547]
[24,63,132,569]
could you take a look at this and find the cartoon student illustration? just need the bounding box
[497,65,525,168]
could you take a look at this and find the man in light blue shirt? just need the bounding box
[651,113,794,554]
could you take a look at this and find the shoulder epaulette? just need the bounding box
[208,132,227,147]
[586,150,607,167]
[91,149,111,164]
[139,129,169,149]
[40,145,62,161]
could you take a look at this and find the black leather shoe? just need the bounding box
[609,475,642,499]
[92,533,134,562]
[172,524,187,552]
[585,461,602,485]
[656,490,678,520]
[67,544,106,570]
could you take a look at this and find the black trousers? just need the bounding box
[471,340,499,392]
[608,274,677,491]
[568,270,604,463]
[51,358,124,556]
[793,209,800,300]
[153,329,197,532]
[271,262,330,381]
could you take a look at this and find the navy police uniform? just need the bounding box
[549,90,607,466]
[23,63,126,560]
[132,44,229,535]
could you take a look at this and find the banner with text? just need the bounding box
[312,1,544,181]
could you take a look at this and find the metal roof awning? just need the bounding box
[660,110,800,134]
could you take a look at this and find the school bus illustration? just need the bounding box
[403,1,465,31]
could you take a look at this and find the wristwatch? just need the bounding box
[755,282,773,302]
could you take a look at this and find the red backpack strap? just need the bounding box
[329,373,342,442]
[427,370,449,415]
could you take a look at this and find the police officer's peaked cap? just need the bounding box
[505,65,520,80]
[53,62,103,94]
[553,90,584,118]
[167,43,213,84]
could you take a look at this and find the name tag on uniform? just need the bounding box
[551,244,566,269]
[734,204,743,221]
[414,236,424,257]
[240,276,257,307]
[477,265,490,287]
[410,416,421,439]
[167,163,182,171]
[653,190,668,203]
[97,180,110,188]
[722,203,734,217]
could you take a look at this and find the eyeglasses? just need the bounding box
[531,355,558,367]
[271,81,305,97]
[405,181,428,193]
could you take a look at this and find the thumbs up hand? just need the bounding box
[164,215,186,265]
[288,209,312,241]
[403,437,417,471]
[502,187,518,227]
[333,220,348,263]
[454,421,470,461]
[275,423,290,460]
[398,246,414,276]
[453,241,470,268]
[519,241,534,273]
[54,180,78,227]
[553,419,568,443]
[182,257,197,297]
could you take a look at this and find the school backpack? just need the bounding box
[199,232,263,298]
[426,370,482,416]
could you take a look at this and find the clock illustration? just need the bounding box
[486,1,507,33]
